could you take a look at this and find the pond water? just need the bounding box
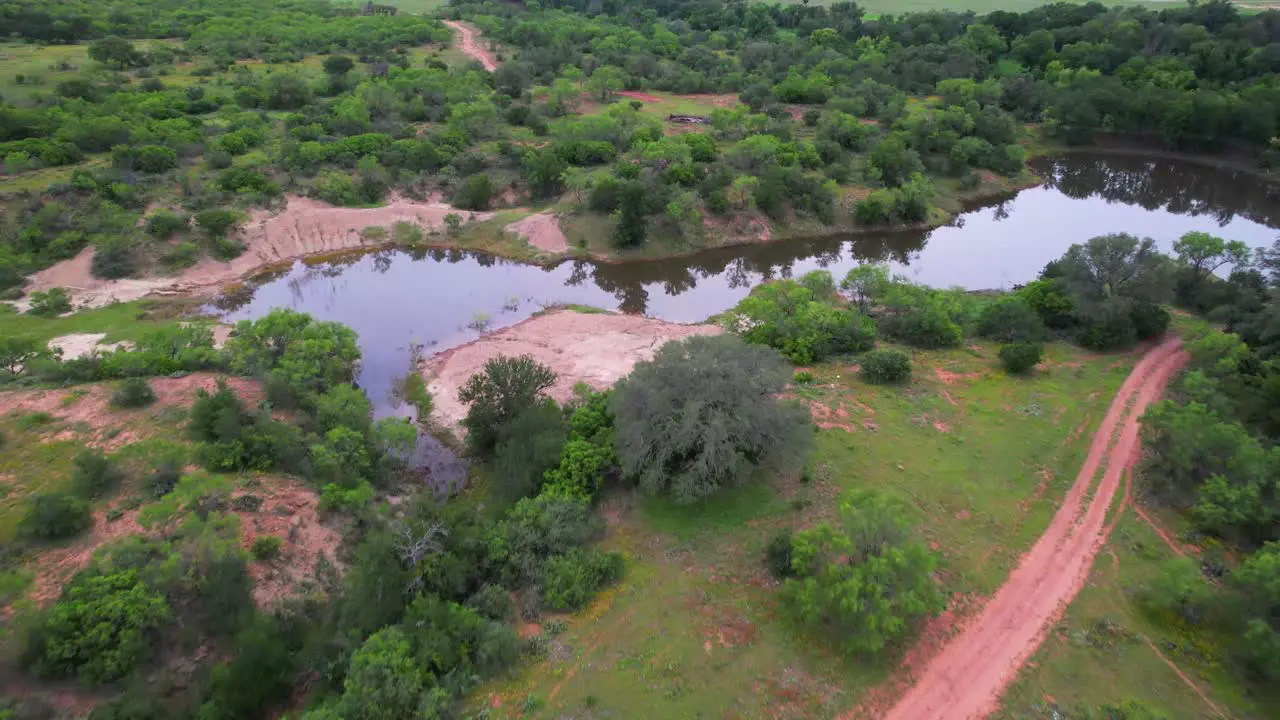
[222,149,1280,409]
[218,152,1280,487]
[221,152,1280,416]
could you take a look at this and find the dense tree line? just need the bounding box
[462,0,1280,152]
[2,0,444,62]
[6,0,1280,297]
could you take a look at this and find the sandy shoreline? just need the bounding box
[419,309,722,432]
[14,195,493,310]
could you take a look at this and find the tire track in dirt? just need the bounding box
[442,19,497,71]
[876,337,1187,720]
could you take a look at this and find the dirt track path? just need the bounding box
[878,336,1188,720]
[442,19,497,71]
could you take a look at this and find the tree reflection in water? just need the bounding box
[216,152,1280,407]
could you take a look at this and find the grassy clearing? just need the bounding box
[995,509,1277,719]
[773,0,1170,14]
[0,413,83,541]
[0,43,92,104]
[0,383,200,542]
[0,155,111,194]
[476,339,1135,718]
[0,298,202,346]
[599,89,741,119]
[380,0,451,14]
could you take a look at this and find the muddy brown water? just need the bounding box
[217,153,1280,484]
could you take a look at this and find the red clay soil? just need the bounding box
[617,90,663,103]
[442,20,497,71]
[875,336,1188,720]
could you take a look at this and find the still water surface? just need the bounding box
[221,153,1280,414]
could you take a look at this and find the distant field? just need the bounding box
[780,0,1180,14]
[379,0,450,14]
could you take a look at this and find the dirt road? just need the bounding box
[442,19,497,71]
[879,336,1187,720]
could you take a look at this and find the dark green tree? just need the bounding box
[612,335,811,503]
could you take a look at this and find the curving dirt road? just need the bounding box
[879,336,1188,720]
[442,19,497,71]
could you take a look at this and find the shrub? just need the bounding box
[110,377,156,408]
[17,411,55,430]
[860,349,911,384]
[392,221,423,244]
[401,373,433,420]
[489,495,602,587]
[71,449,125,499]
[779,490,944,655]
[999,342,1044,375]
[976,297,1046,343]
[28,569,169,684]
[539,548,625,611]
[318,481,375,513]
[731,277,876,363]
[146,459,182,498]
[401,594,520,678]
[27,287,73,316]
[330,627,442,719]
[231,494,264,512]
[884,305,962,349]
[0,337,48,377]
[541,394,617,501]
[18,493,92,541]
[144,210,188,238]
[793,371,815,384]
[493,399,567,502]
[1131,302,1171,341]
[91,236,138,279]
[458,355,557,457]
[1077,308,1136,351]
[453,174,494,211]
[250,535,282,561]
[1015,279,1075,329]
[194,208,243,238]
[161,241,200,269]
[466,583,514,621]
[612,335,811,503]
[197,616,298,720]
[765,530,796,579]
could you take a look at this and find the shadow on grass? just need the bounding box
[639,480,783,540]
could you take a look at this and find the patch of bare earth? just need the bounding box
[47,333,130,360]
[27,507,147,606]
[616,90,663,103]
[236,479,346,608]
[420,310,721,432]
[702,210,772,245]
[21,478,340,612]
[17,195,492,309]
[676,93,740,108]
[0,374,262,449]
[505,213,569,253]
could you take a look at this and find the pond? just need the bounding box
[220,152,1280,416]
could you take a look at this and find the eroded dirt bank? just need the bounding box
[17,195,492,309]
[419,309,721,431]
[875,337,1188,720]
[506,212,569,253]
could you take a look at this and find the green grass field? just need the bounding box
[474,340,1149,718]
[0,299,199,346]
[379,0,450,14]
[777,0,1183,14]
